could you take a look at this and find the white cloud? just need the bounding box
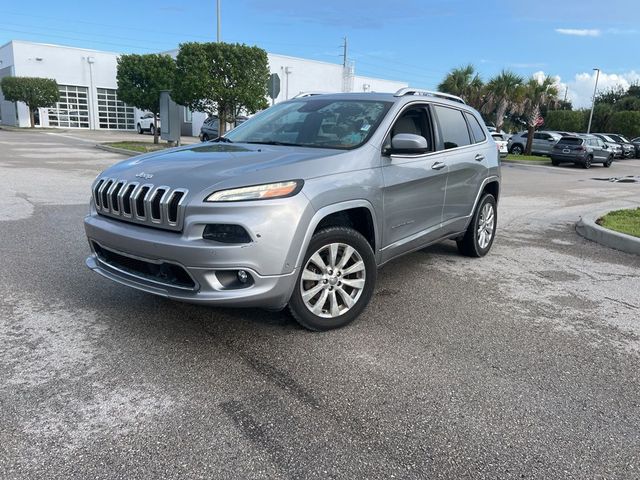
[533,70,640,108]
[555,28,601,37]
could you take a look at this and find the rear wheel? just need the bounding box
[510,144,523,155]
[457,194,497,258]
[583,155,592,169]
[288,227,376,331]
[603,155,613,168]
[551,158,560,166]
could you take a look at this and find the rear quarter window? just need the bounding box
[464,112,486,143]
[434,105,471,150]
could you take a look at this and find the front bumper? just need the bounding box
[84,194,314,309]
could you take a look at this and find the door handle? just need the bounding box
[431,161,446,170]
[475,154,485,162]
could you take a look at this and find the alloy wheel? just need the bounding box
[300,242,365,319]
[477,203,495,249]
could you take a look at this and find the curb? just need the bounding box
[576,208,640,256]
[95,144,138,156]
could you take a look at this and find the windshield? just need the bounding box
[558,137,583,145]
[223,99,392,150]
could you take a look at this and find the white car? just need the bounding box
[492,133,508,158]
[137,113,161,135]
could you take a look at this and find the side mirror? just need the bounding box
[388,133,429,155]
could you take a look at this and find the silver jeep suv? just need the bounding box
[85,88,500,331]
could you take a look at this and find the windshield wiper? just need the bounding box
[213,136,233,143]
[244,140,303,147]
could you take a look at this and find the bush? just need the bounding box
[609,111,640,138]
[545,110,585,132]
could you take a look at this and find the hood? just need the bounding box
[100,142,345,198]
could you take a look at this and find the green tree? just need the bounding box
[0,76,59,128]
[520,76,559,155]
[173,42,270,135]
[610,111,640,139]
[588,103,615,133]
[481,70,523,132]
[116,53,176,144]
[437,64,485,110]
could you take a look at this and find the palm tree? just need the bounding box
[438,65,484,110]
[520,76,559,155]
[482,70,523,133]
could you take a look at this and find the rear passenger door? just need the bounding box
[433,105,489,233]
[533,132,554,154]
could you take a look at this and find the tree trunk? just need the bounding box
[525,125,535,155]
[29,107,35,128]
[218,107,227,136]
[495,101,508,133]
[153,115,159,144]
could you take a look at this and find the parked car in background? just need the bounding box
[603,133,635,158]
[550,135,614,169]
[137,113,160,135]
[199,116,219,141]
[200,116,251,142]
[491,132,508,158]
[631,137,640,158]
[592,134,624,158]
[508,130,562,155]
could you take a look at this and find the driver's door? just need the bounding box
[380,104,448,262]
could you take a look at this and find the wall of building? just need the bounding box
[1,40,408,136]
[0,42,17,125]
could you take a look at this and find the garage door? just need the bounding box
[48,85,90,128]
[97,88,135,130]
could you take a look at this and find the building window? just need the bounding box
[97,88,135,130]
[48,85,90,128]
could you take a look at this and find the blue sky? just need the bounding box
[1,0,638,106]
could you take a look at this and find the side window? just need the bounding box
[387,105,434,152]
[533,133,544,140]
[464,112,486,143]
[433,105,471,150]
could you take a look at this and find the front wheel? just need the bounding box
[202,133,209,142]
[136,124,142,134]
[149,125,155,136]
[457,193,497,257]
[510,144,523,155]
[288,227,376,331]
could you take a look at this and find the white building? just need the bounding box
[0,40,407,136]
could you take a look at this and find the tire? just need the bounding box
[603,155,613,168]
[551,158,560,166]
[149,125,155,136]
[288,227,376,331]
[202,134,209,142]
[136,124,142,134]
[510,144,524,155]
[456,193,497,258]
[583,155,592,169]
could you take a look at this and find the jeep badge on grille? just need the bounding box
[135,172,154,179]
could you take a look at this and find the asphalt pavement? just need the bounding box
[1,128,639,479]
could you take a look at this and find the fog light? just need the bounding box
[237,270,249,283]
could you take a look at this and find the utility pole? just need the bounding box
[587,68,600,134]
[216,0,221,42]
[342,36,348,67]
[563,86,568,102]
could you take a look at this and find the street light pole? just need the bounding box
[587,68,600,134]
[216,0,221,42]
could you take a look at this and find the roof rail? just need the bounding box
[292,91,330,99]
[394,88,466,104]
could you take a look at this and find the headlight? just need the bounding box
[205,180,303,202]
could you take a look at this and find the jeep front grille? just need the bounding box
[93,178,188,231]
